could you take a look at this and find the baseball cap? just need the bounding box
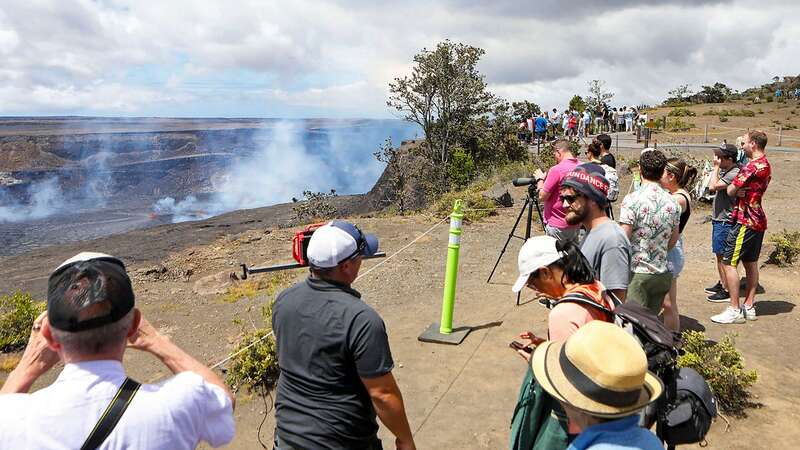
[561,164,610,206]
[306,220,379,269]
[717,143,738,159]
[47,252,135,332]
[512,235,566,293]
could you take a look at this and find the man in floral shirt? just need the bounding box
[712,130,772,324]
[619,149,680,314]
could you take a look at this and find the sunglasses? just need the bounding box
[559,194,581,205]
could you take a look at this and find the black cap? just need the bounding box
[717,143,738,160]
[47,252,135,332]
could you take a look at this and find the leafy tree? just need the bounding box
[511,100,542,123]
[586,79,614,111]
[568,95,586,113]
[666,84,693,104]
[697,82,732,103]
[387,40,498,187]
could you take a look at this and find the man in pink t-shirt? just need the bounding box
[536,139,580,242]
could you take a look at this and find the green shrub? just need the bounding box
[447,146,477,189]
[719,116,729,122]
[292,189,338,223]
[678,331,758,417]
[225,328,279,394]
[766,96,774,102]
[767,229,800,266]
[702,109,718,116]
[666,117,694,131]
[0,292,46,352]
[668,107,696,117]
[430,186,497,222]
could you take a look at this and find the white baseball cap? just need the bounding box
[306,220,379,268]
[511,235,566,293]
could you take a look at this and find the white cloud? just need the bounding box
[0,0,798,116]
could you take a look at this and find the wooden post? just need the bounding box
[704,124,708,143]
[662,116,667,130]
[778,127,782,146]
[615,130,619,153]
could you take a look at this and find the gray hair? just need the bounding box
[51,309,134,356]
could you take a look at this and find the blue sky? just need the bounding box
[0,0,799,118]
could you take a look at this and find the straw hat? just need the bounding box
[531,321,663,418]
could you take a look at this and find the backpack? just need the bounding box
[555,293,716,448]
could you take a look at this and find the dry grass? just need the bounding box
[221,271,296,303]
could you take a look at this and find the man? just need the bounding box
[561,164,631,301]
[549,108,560,137]
[534,112,549,143]
[705,143,741,302]
[712,131,772,324]
[537,139,580,242]
[619,149,680,314]
[272,220,415,450]
[595,133,616,168]
[0,252,234,449]
[531,321,664,450]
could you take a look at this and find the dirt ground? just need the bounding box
[1,144,799,449]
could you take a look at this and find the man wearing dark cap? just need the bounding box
[561,164,631,301]
[0,252,235,449]
[704,143,741,302]
[272,220,415,450]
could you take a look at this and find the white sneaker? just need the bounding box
[743,305,757,321]
[711,307,745,324]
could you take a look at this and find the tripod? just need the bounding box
[487,182,546,305]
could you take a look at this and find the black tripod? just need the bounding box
[487,181,546,305]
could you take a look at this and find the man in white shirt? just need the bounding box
[0,252,235,450]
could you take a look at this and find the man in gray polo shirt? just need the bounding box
[272,220,415,450]
[561,164,631,301]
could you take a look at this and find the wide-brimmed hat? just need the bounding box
[531,321,663,418]
[511,235,565,293]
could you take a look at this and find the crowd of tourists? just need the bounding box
[0,128,771,449]
[524,104,648,143]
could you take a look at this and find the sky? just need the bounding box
[0,0,798,118]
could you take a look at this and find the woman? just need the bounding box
[585,142,619,204]
[660,157,697,332]
[509,236,615,449]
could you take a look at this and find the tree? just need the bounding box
[387,40,498,183]
[568,95,586,113]
[586,79,614,111]
[666,84,693,104]
[697,82,732,103]
[511,100,541,123]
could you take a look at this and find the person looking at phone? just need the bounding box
[509,236,616,449]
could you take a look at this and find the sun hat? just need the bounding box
[561,164,610,206]
[47,252,135,332]
[531,321,663,418]
[511,235,565,293]
[306,220,379,269]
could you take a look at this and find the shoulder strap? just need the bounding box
[556,292,615,320]
[80,377,141,450]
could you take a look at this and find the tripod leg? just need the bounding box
[487,197,530,283]
[532,195,546,231]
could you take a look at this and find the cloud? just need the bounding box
[0,0,798,116]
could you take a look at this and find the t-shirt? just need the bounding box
[567,415,664,450]
[272,277,394,449]
[0,361,234,450]
[542,157,580,229]
[580,221,631,291]
[731,155,771,232]
[600,153,616,169]
[619,182,680,274]
[548,281,614,343]
[583,111,591,124]
[535,116,548,133]
[713,166,740,222]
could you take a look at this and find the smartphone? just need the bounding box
[509,341,533,354]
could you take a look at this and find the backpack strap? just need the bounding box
[555,292,615,321]
[80,377,141,450]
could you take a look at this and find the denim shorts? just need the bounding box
[667,237,684,279]
[712,220,732,255]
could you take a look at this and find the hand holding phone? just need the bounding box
[509,340,533,354]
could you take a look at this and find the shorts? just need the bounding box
[667,237,684,279]
[627,272,673,315]
[711,220,731,255]
[722,222,764,266]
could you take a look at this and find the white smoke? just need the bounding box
[0,177,66,223]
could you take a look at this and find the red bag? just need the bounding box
[291,223,326,266]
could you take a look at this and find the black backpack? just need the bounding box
[555,293,716,448]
